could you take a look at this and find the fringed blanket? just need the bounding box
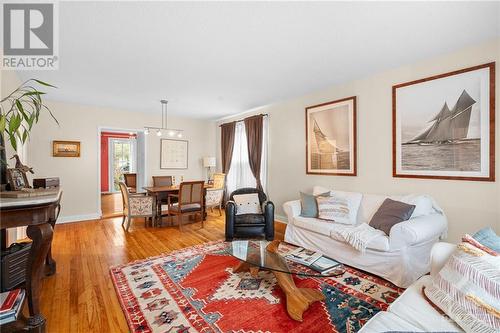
[331,223,385,253]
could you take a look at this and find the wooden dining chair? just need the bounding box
[152,176,173,187]
[167,181,205,231]
[119,182,156,231]
[206,173,225,216]
[123,173,137,193]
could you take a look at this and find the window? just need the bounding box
[227,117,268,195]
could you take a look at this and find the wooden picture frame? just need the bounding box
[160,139,189,169]
[306,96,357,176]
[393,62,495,181]
[53,140,81,157]
[7,168,29,190]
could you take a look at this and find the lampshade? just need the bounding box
[203,156,216,167]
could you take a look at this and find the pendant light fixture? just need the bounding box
[144,100,183,138]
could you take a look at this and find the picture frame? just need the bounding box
[7,168,29,190]
[393,62,495,181]
[306,96,357,176]
[160,139,188,169]
[53,140,81,157]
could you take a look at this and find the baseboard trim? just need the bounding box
[57,213,101,224]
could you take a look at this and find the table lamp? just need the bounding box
[203,157,216,183]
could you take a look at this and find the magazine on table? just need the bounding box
[309,256,342,275]
[285,247,323,266]
[0,289,25,324]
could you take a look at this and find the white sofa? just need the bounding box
[283,186,448,287]
[359,242,464,332]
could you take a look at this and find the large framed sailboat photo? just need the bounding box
[393,62,495,181]
[306,96,357,176]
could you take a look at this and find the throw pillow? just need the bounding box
[313,186,363,223]
[233,193,262,215]
[369,198,416,235]
[299,191,330,217]
[316,195,352,224]
[473,227,500,253]
[397,194,434,218]
[424,241,500,332]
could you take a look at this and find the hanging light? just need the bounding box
[144,100,184,138]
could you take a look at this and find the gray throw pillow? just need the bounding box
[300,191,330,217]
[370,198,416,235]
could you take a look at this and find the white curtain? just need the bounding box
[227,117,268,196]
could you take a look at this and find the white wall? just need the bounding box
[217,38,500,243]
[0,78,217,221]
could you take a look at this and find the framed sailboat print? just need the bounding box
[393,62,495,181]
[306,96,357,176]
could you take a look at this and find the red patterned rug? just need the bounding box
[110,241,404,333]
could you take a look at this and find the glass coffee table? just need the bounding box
[226,240,345,322]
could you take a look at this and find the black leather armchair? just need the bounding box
[225,188,274,241]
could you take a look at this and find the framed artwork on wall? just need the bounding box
[306,96,357,176]
[393,62,495,181]
[53,140,81,157]
[160,139,188,169]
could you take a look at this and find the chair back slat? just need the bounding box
[178,181,204,205]
[153,176,173,187]
[123,173,137,188]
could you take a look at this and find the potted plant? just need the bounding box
[0,79,58,190]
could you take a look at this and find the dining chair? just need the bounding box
[152,175,175,219]
[119,182,156,231]
[167,181,205,231]
[205,173,225,216]
[123,173,137,193]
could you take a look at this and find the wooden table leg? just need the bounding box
[44,214,57,276]
[233,261,260,278]
[25,222,53,333]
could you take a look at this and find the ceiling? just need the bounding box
[16,1,500,119]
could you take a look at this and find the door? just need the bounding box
[109,138,137,192]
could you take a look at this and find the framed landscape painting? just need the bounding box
[306,96,357,176]
[393,62,495,181]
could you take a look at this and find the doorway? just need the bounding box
[99,130,146,218]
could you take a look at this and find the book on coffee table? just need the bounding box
[0,289,25,325]
[285,247,323,266]
[309,256,342,275]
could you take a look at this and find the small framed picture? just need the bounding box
[7,168,29,190]
[53,140,81,157]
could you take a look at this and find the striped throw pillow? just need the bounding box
[316,195,352,224]
[424,241,500,332]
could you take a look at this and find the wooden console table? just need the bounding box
[0,189,62,333]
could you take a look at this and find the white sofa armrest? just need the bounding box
[283,200,301,221]
[430,242,456,277]
[389,213,447,249]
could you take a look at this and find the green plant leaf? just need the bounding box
[0,115,6,133]
[33,79,56,88]
[8,132,17,151]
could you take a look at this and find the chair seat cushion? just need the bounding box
[169,203,201,213]
[234,214,265,225]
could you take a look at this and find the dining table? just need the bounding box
[143,183,213,226]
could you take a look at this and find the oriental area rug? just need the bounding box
[110,241,404,333]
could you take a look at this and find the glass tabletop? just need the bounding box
[226,240,345,278]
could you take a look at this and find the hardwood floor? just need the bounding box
[40,212,285,332]
[101,193,123,218]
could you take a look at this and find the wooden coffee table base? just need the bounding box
[233,261,325,322]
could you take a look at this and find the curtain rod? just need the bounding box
[219,113,268,127]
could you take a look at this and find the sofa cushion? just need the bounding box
[473,227,500,252]
[312,186,362,224]
[234,214,265,225]
[299,191,329,217]
[292,216,390,251]
[316,195,352,224]
[396,194,434,218]
[369,198,415,235]
[388,275,464,332]
[293,216,338,237]
[233,193,262,215]
[424,242,500,333]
